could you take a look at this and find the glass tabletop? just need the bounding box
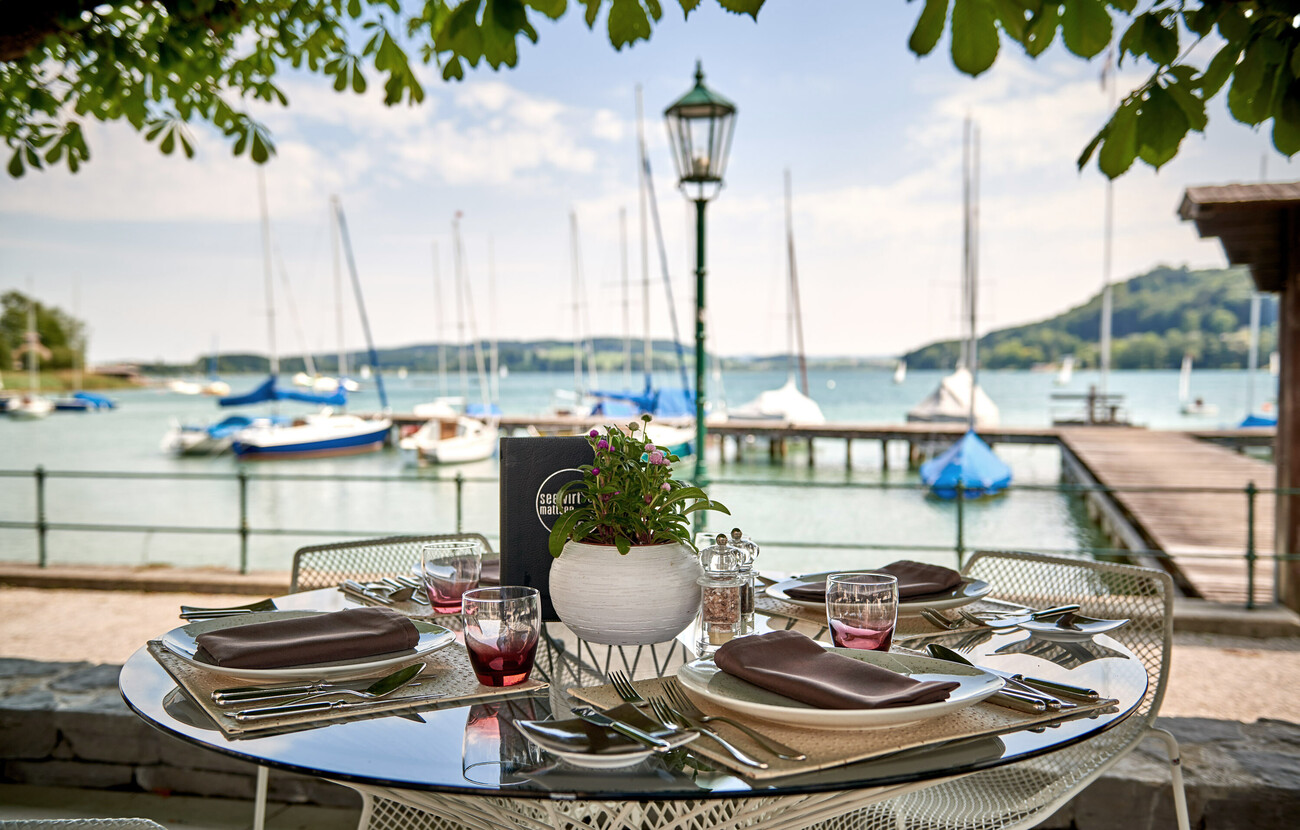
[119,588,1149,800]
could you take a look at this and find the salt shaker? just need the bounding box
[729,527,760,634]
[697,533,744,655]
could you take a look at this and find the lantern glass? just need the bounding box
[664,63,736,197]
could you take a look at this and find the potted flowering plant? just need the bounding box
[546,414,730,645]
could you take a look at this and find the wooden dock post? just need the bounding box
[879,439,887,470]
[807,438,814,468]
[846,439,853,469]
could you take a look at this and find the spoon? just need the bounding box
[213,663,427,706]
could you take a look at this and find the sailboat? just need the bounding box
[917,119,1011,499]
[727,170,826,426]
[1054,355,1074,386]
[893,360,907,384]
[1240,293,1276,427]
[9,298,54,420]
[53,294,115,412]
[1178,354,1217,416]
[226,187,391,459]
[402,214,498,465]
[199,341,230,396]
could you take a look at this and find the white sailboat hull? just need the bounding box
[232,413,391,459]
[8,396,53,420]
[727,379,826,424]
[400,415,496,464]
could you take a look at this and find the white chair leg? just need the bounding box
[253,764,269,830]
[1148,727,1190,830]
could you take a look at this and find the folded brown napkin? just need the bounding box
[194,607,419,669]
[784,560,964,602]
[713,630,960,709]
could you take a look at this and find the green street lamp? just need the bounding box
[664,61,737,503]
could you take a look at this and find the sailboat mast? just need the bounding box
[433,241,447,396]
[969,122,981,432]
[461,239,494,417]
[26,296,37,393]
[1248,292,1261,413]
[489,235,500,406]
[636,85,653,389]
[333,196,388,410]
[1100,52,1117,400]
[454,213,470,402]
[570,210,582,397]
[621,206,631,389]
[784,169,811,396]
[331,203,348,380]
[258,169,278,376]
[73,278,83,392]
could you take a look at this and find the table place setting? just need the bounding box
[148,600,548,737]
[565,630,1119,780]
[332,546,504,618]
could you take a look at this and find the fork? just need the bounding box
[920,608,965,630]
[646,696,768,769]
[663,681,807,761]
[608,671,651,710]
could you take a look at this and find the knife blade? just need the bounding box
[340,580,393,605]
[233,692,445,722]
[571,708,672,753]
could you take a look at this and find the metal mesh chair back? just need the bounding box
[0,821,168,829]
[290,533,494,593]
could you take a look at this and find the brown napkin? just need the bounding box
[194,607,419,669]
[713,630,960,710]
[784,560,964,602]
[481,557,501,587]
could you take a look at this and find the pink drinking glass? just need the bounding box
[826,572,899,652]
[462,586,541,687]
[421,541,482,614]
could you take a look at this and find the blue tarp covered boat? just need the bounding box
[920,430,1012,499]
[54,392,116,412]
[1240,414,1277,428]
[219,375,346,408]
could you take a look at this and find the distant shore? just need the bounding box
[0,370,139,392]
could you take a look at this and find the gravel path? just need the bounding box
[2,586,1298,723]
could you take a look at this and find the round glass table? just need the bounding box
[119,589,1149,830]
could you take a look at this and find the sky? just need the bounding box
[0,1,1277,365]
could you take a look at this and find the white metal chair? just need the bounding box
[815,550,1189,830]
[281,533,493,830]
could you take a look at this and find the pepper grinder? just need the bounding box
[696,533,744,656]
[729,527,760,634]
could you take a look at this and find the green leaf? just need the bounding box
[1098,99,1139,178]
[908,0,949,57]
[993,0,1028,42]
[1181,6,1213,37]
[1024,3,1058,57]
[527,0,568,19]
[1145,16,1177,66]
[607,0,652,49]
[1229,43,1273,126]
[677,0,701,15]
[1200,43,1241,99]
[1165,76,1207,132]
[160,129,176,155]
[1273,81,1300,156]
[1076,129,1104,168]
[1136,84,1188,169]
[7,150,24,178]
[1216,6,1248,44]
[1106,0,1136,12]
[951,0,999,77]
[717,0,763,19]
[1062,0,1110,59]
[578,0,601,27]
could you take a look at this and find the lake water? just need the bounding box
[0,367,1275,575]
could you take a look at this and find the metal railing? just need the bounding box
[0,467,1292,610]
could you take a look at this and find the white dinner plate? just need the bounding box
[675,648,1003,730]
[1015,613,1130,643]
[160,611,455,681]
[765,573,992,615]
[514,704,697,769]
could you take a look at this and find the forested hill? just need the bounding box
[904,266,1276,371]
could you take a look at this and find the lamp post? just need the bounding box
[664,61,737,503]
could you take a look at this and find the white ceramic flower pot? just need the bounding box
[550,540,703,646]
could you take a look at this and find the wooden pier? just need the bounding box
[1057,427,1275,606]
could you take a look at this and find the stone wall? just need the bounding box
[2,659,1297,828]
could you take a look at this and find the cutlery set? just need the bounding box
[209,663,438,721]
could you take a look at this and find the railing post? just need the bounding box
[955,478,966,568]
[237,468,250,575]
[455,471,465,534]
[1245,480,1257,610]
[34,465,47,567]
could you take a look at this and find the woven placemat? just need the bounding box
[149,641,547,737]
[568,676,1116,780]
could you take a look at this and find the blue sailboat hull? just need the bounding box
[231,422,390,459]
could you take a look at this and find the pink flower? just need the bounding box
[590,467,600,475]
[661,482,671,491]
[589,429,599,438]
[597,439,609,450]
[644,494,653,504]
[649,451,665,465]
[645,443,655,452]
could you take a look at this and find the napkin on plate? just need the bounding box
[194,607,419,669]
[783,560,964,602]
[713,630,960,709]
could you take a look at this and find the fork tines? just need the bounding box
[646,696,680,727]
[608,670,642,704]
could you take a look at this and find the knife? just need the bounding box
[340,580,393,605]
[571,707,672,753]
[926,644,1092,706]
[988,689,1048,713]
[233,692,445,722]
